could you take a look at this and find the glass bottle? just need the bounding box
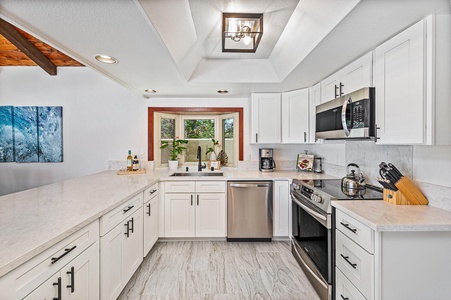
[127,150,133,171]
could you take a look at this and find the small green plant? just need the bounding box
[206,139,219,156]
[160,137,188,160]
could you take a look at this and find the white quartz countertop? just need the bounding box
[0,168,334,277]
[332,200,451,232]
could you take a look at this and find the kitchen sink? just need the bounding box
[170,172,223,177]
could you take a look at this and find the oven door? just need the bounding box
[291,192,332,300]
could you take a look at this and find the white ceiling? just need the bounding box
[0,0,450,98]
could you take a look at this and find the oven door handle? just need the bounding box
[291,195,331,229]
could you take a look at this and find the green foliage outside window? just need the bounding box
[184,119,215,139]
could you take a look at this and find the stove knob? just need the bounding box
[315,194,323,203]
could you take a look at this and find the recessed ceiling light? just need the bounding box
[145,89,157,93]
[94,54,118,64]
[217,90,228,94]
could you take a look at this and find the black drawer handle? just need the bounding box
[123,205,134,213]
[66,266,75,293]
[53,277,61,300]
[147,203,151,216]
[340,222,357,233]
[51,246,77,264]
[149,189,157,195]
[341,254,357,269]
[340,295,349,300]
[124,221,130,237]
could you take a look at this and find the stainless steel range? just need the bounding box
[290,179,383,300]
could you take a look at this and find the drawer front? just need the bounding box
[195,181,226,193]
[335,267,367,300]
[13,220,99,299]
[164,181,195,193]
[336,209,374,253]
[100,193,143,236]
[336,230,374,300]
[144,183,158,203]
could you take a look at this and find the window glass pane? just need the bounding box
[161,118,175,139]
[222,118,234,166]
[223,118,234,138]
[184,119,215,139]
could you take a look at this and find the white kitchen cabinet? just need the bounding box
[0,221,99,300]
[251,93,281,143]
[335,208,451,300]
[374,15,451,145]
[164,181,226,238]
[309,82,321,142]
[143,183,159,256]
[281,88,310,144]
[273,180,290,237]
[100,196,143,300]
[321,52,372,102]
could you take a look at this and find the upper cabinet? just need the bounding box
[281,88,310,143]
[309,82,321,143]
[251,93,281,143]
[321,52,373,102]
[374,15,451,145]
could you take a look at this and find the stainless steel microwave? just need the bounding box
[315,87,375,140]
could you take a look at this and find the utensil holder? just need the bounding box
[383,189,410,205]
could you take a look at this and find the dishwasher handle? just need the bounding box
[229,183,271,188]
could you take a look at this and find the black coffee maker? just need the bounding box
[259,148,276,172]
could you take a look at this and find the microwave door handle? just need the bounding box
[341,97,351,137]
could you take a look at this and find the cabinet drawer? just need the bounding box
[336,209,373,253]
[13,220,99,299]
[144,183,158,203]
[164,181,195,193]
[195,181,226,193]
[335,267,367,300]
[336,230,374,300]
[100,193,143,236]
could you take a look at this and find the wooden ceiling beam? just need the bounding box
[0,18,57,75]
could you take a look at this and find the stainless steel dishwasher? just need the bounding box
[227,181,273,242]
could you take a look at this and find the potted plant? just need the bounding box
[160,137,188,169]
[205,139,219,161]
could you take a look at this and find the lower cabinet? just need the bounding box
[273,180,290,237]
[143,183,159,256]
[164,181,226,238]
[100,198,143,300]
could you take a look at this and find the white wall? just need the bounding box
[0,67,147,195]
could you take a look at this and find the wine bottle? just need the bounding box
[127,150,133,171]
[133,155,139,171]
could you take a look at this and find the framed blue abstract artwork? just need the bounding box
[0,106,63,163]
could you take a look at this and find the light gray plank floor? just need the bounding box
[118,241,320,300]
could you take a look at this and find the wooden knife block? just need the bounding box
[383,189,410,205]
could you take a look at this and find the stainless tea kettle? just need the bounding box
[341,163,366,190]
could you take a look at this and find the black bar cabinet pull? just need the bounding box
[339,82,344,96]
[129,217,134,233]
[51,246,77,264]
[340,222,357,233]
[66,266,75,293]
[147,203,151,216]
[256,133,258,143]
[334,84,339,98]
[149,189,157,195]
[341,254,357,269]
[340,295,349,300]
[304,132,307,142]
[124,222,130,237]
[123,205,134,213]
[197,195,199,206]
[53,277,61,300]
[191,195,193,206]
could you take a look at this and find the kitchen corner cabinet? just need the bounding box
[334,208,451,300]
[281,88,310,144]
[100,194,143,300]
[321,52,372,102]
[273,180,290,237]
[164,181,226,238]
[374,15,451,145]
[0,221,99,300]
[143,183,159,256]
[251,93,281,143]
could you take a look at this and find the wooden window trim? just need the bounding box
[148,107,244,161]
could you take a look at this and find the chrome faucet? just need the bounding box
[197,146,202,171]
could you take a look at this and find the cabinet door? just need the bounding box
[374,19,425,144]
[195,193,226,237]
[273,181,290,237]
[62,242,99,300]
[251,93,281,143]
[123,208,143,279]
[281,89,309,143]
[164,193,195,237]
[321,75,340,102]
[23,272,61,300]
[143,197,158,256]
[100,222,127,300]
[341,52,372,95]
[309,82,321,142]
